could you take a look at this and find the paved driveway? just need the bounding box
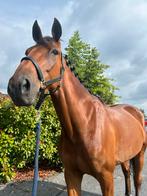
[0,151,147,196]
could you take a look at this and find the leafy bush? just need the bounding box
[0,98,61,183]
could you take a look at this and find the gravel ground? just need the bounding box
[0,151,147,196]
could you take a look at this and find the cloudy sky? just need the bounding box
[1,0,147,112]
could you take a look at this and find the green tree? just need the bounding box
[65,31,119,104]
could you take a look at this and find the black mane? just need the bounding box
[64,55,105,104]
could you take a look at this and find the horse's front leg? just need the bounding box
[98,171,114,196]
[64,169,83,196]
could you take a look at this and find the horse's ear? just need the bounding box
[32,20,43,43]
[51,18,62,41]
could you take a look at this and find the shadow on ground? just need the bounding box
[0,152,147,196]
[0,180,100,196]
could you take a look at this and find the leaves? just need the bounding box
[65,31,119,104]
[0,98,61,182]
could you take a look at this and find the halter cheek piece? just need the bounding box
[21,53,65,109]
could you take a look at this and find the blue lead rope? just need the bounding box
[32,111,41,196]
[31,89,47,196]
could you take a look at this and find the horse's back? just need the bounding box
[111,104,144,126]
[108,104,146,163]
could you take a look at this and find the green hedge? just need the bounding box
[0,98,61,182]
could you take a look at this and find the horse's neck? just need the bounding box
[51,65,102,139]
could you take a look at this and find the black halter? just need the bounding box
[21,53,65,109]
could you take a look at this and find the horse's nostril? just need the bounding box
[21,78,30,94]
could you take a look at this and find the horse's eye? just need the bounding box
[51,49,59,55]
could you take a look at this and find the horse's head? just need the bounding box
[8,18,63,106]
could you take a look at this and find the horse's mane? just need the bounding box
[64,55,105,104]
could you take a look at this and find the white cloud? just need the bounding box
[1,0,147,113]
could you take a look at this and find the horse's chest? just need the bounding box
[60,139,104,173]
[61,144,90,171]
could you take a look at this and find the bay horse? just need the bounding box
[8,18,146,196]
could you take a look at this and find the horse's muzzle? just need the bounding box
[7,75,37,106]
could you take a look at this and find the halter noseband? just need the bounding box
[21,53,65,109]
